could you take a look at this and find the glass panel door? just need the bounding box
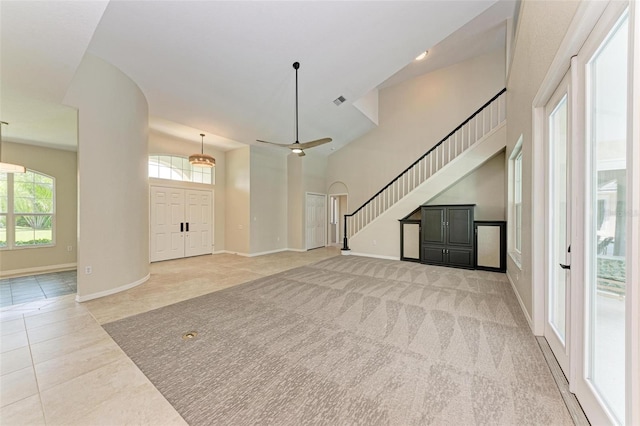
[585,9,628,424]
[545,75,571,375]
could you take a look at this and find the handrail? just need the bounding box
[342,88,506,251]
[351,88,505,218]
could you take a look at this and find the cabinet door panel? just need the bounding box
[422,246,446,264]
[447,248,474,268]
[447,207,473,246]
[422,208,445,244]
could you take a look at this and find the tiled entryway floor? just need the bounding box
[0,249,340,425]
[0,271,77,307]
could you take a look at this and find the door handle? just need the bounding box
[186,222,189,232]
[180,222,184,232]
[559,263,571,270]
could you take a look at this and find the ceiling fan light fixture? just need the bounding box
[189,133,215,168]
[291,147,303,154]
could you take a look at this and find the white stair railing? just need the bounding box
[342,89,506,249]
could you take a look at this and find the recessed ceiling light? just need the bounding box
[415,51,428,61]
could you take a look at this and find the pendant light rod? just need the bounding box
[200,133,205,154]
[293,61,300,144]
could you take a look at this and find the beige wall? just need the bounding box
[148,130,226,252]
[427,151,506,220]
[287,154,304,250]
[250,146,287,254]
[287,153,328,250]
[327,48,506,211]
[506,0,580,317]
[0,142,77,275]
[64,53,149,301]
[225,147,251,254]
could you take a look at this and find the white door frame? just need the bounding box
[543,70,572,377]
[328,192,348,247]
[150,184,213,262]
[531,1,639,424]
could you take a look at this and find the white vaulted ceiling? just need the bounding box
[1,1,515,153]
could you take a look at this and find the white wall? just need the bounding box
[327,48,506,211]
[0,142,77,275]
[64,54,149,301]
[250,146,287,254]
[287,153,327,251]
[506,0,580,318]
[224,147,250,254]
[148,130,226,252]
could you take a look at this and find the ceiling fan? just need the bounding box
[257,61,332,157]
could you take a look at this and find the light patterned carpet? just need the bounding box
[104,255,573,425]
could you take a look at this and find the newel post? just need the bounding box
[342,214,350,251]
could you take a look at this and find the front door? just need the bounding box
[150,186,185,262]
[185,189,213,257]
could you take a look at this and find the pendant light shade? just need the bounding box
[0,121,26,174]
[189,133,215,168]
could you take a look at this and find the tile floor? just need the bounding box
[0,248,340,425]
[0,272,77,308]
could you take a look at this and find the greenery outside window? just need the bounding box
[148,155,214,184]
[0,170,55,249]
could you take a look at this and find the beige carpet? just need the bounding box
[104,256,573,425]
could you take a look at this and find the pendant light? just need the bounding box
[189,133,215,168]
[0,121,26,174]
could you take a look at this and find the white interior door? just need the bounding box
[544,72,572,376]
[306,193,326,250]
[185,189,212,257]
[150,186,185,262]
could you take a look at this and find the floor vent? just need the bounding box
[182,331,198,340]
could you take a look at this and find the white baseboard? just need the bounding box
[0,263,77,278]
[75,273,150,303]
[348,252,400,261]
[217,248,309,257]
[506,269,533,332]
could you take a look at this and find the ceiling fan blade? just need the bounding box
[256,139,287,146]
[297,138,332,149]
[297,150,306,157]
[257,139,286,146]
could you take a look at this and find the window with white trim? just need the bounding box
[514,150,523,253]
[148,155,214,184]
[0,170,55,249]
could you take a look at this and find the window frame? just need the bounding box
[514,150,523,254]
[0,170,56,250]
[508,135,524,267]
[148,154,214,185]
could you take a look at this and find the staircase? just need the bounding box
[342,88,506,259]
